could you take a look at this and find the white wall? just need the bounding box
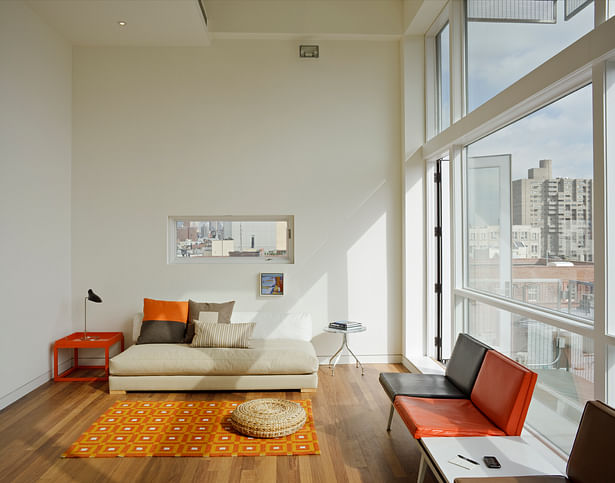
[0,2,72,409]
[71,40,402,361]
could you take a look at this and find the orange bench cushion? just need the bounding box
[393,397,506,438]
[471,350,538,436]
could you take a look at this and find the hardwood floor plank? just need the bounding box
[0,364,438,483]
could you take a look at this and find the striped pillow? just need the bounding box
[191,320,255,348]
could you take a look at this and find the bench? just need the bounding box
[380,334,538,482]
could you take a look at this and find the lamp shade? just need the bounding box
[87,289,102,303]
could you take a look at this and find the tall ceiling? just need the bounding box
[25,0,441,46]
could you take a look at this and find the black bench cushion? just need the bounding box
[445,333,491,395]
[379,333,491,401]
[379,372,466,401]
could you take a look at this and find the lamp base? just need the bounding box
[80,335,99,341]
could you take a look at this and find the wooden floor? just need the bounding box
[0,364,437,483]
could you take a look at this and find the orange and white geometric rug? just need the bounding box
[62,400,320,458]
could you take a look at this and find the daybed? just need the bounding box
[108,312,319,394]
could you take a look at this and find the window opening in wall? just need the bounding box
[464,84,594,321]
[168,216,294,264]
[466,0,594,112]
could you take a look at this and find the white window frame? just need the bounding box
[167,215,294,264]
[426,5,451,140]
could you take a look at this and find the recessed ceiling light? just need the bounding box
[118,21,127,27]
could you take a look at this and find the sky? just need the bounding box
[465,0,594,180]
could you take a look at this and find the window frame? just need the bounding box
[167,215,294,264]
[426,6,451,140]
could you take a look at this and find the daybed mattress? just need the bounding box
[110,339,319,376]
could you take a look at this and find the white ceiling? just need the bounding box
[26,0,210,46]
[26,0,417,47]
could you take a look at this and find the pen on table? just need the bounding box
[457,454,479,465]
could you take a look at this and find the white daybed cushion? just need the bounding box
[110,339,318,376]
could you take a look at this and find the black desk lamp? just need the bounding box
[82,289,102,340]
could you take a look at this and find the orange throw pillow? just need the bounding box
[136,298,189,344]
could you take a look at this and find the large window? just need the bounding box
[464,85,594,321]
[466,0,594,112]
[168,216,293,264]
[418,0,615,458]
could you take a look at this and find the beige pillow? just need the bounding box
[191,320,255,348]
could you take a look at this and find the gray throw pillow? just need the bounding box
[185,300,235,343]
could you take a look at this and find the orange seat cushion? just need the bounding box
[393,397,506,438]
[471,350,538,436]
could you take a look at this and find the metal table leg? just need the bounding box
[328,332,364,376]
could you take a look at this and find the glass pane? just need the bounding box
[466,299,594,453]
[465,85,594,321]
[466,0,594,112]
[466,155,511,296]
[437,23,450,132]
[175,220,287,259]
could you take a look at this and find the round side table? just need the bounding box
[324,326,366,376]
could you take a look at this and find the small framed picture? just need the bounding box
[260,272,284,296]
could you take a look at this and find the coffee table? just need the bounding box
[417,436,564,483]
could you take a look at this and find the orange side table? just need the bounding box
[54,332,124,382]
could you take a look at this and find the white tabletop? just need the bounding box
[324,326,366,334]
[420,436,564,482]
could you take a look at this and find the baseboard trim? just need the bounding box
[0,358,76,411]
[0,371,49,411]
[317,354,402,365]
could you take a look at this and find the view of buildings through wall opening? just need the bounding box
[173,219,289,260]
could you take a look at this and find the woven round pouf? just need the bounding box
[230,398,307,438]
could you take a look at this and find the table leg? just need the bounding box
[328,339,345,375]
[344,337,364,375]
[53,345,59,380]
[74,348,79,369]
[105,347,110,378]
[417,454,427,483]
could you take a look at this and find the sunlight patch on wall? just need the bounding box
[347,213,388,353]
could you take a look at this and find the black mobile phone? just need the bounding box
[483,456,501,469]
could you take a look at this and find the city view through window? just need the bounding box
[174,220,288,259]
[463,84,593,452]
